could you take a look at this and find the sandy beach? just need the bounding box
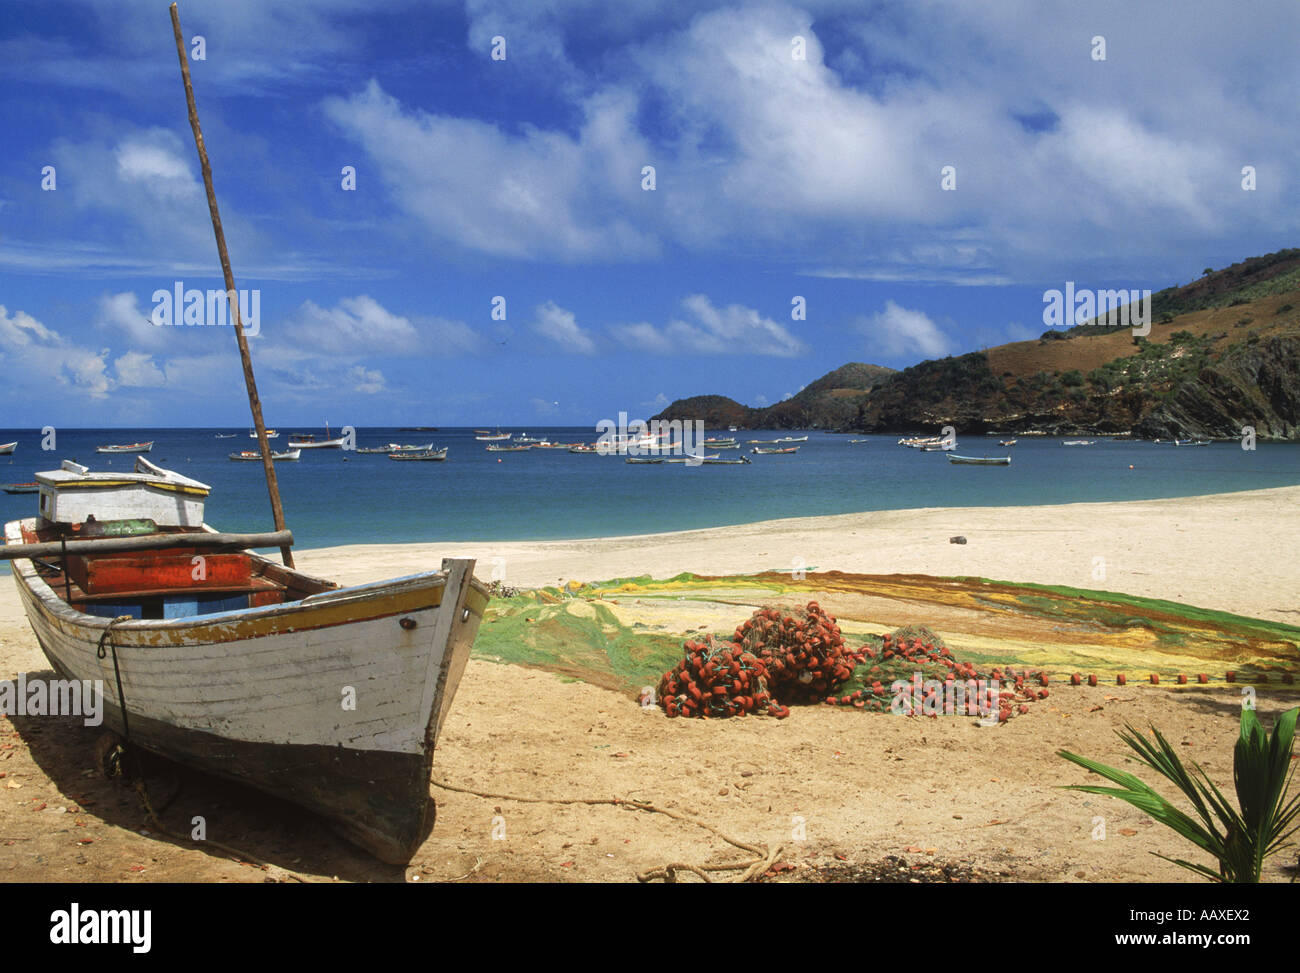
[1,485,1298,883]
[295,484,1300,624]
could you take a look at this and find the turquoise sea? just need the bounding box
[2,428,1298,557]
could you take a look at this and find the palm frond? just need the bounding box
[1058,706,1300,883]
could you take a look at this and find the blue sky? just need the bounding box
[1,0,1296,428]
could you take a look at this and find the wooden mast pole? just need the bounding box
[168,2,293,567]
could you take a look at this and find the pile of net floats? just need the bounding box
[656,604,1047,723]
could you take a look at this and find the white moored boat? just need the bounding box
[95,441,154,454]
[2,456,486,864]
[0,442,16,455]
[229,449,301,462]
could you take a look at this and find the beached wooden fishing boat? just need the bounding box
[0,7,491,865]
[96,441,154,454]
[3,459,485,863]
[0,442,16,455]
[948,454,1011,466]
[229,449,300,462]
[388,449,447,461]
[2,483,39,494]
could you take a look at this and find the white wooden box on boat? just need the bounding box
[34,458,211,528]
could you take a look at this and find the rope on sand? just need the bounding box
[431,779,782,883]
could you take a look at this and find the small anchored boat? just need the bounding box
[752,446,799,454]
[229,449,301,462]
[0,442,17,455]
[96,441,154,454]
[2,482,38,494]
[947,454,1011,466]
[357,443,433,455]
[702,456,752,465]
[288,435,347,449]
[388,449,448,461]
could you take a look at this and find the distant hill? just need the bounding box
[652,362,894,430]
[653,247,1300,439]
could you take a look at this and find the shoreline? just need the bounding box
[290,484,1300,624]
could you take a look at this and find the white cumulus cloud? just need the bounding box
[615,294,806,357]
[858,301,953,359]
[534,301,598,354]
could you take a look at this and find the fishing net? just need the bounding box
[656,609,1047,723]
[845,626,1048,721]
[732,601,862,705]
[657,635,785,719]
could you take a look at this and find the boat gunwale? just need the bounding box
[5,517,488,639]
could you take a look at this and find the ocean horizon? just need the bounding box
[2,427,1298,557]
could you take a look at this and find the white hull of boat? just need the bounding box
[229,449,301,462]
[287,437,348,449]
[4,517,487,863]
[95,442,154,454]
